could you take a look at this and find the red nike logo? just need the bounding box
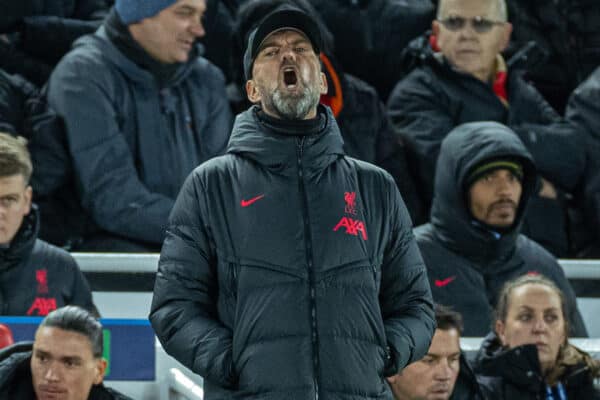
[240,194,265,207]
[435,276,456,287]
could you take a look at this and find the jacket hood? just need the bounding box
[0,205,39,273]
[475,332,543,391]
[227,105,345,175]
[430,121,537,263]
[73,26,198,87]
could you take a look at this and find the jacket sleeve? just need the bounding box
[47,53,174,244]
[387,71,456,207]
[380,175,435,374]
[149,172,235,387]
[509,84,586,191]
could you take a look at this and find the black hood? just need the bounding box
[474,331,543,392]
[430,122,537,263]
[227,105,345,176]
[0,205,39,273]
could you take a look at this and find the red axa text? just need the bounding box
[26,297,57,316]
[333,217,368,240]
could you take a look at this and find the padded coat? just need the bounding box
[150,106,435,400]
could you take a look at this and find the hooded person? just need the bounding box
[414,121,587,337]
[45,0,232,251]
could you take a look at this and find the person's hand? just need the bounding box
[0,34,9,44]
[539,178,557,199]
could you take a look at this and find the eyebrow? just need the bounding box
[259,37,311,53]
[34,349,84,362]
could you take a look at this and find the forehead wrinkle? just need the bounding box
[258,30,311,53]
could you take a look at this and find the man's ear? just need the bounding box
[319,71,328,95]
[23,185,32,215]
[94,358,108,385]
[246,80,262,104]
[432,20,441,39]
[500,22,513,52]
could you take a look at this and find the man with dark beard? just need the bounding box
[149,6,435,400]
[414,121,586,337]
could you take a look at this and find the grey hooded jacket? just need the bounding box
[47,26,232,245]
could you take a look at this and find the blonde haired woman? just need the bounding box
[475,274,599,399]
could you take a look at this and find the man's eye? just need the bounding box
[517,313,531,321]
[295,47,307,53]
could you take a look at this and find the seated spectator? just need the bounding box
[0,133,96,316]
[387,0,587,257]
[46,0,232,252]
[476,274,600,399]
[307,0,436,100]
[505,0,600,114]
[0,306,131,399]
[566,66,600,258]
[415,121,586,337]
[0,0,110,86]
[232,0,426,223]
[387,304,489,400]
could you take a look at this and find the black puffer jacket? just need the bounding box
[0,0,109,86]
[150,106,435,399]
[506,0,600,114]
[414,122,587,337]
[474,333,600,400]
[451,353,490,400]
[0,342,132,399]
[0,207,96,316]
[387,53,587,257]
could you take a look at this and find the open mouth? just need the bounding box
[283,67,298,87]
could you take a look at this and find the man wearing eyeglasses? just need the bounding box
[387,0,587,258]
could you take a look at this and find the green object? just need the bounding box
[103,329,111,376]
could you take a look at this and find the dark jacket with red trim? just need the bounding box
[149,105,435,400]
[413,122,586,337]
[474,333,600,400]
[387,52,586,257]
[0,342,131,399]
[0,207,96,316]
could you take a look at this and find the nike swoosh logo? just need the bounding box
[240,194,265,207]
[435,276,456,287]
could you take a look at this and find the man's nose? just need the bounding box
[434,360,454,380]
[190,20,205,38]
[44,364,61,382]
[281,46,297,62]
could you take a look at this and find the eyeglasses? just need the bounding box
[439,16,505,33]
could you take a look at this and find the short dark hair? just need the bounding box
[435,303,463,334]
[39,306,103,358]
[0,132,32,183]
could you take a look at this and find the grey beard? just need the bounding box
[267,82,321,120]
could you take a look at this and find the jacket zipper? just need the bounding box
[297,137,320,400]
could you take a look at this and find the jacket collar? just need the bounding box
[227,105,345,175]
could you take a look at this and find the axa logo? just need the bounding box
[26,297,57,316]
[344,192,357,215]
[333,217,368,240]
[36,269,48,294]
